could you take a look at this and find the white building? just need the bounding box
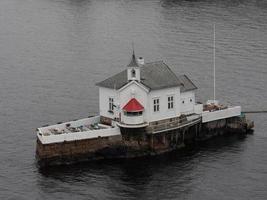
[36,52,245,154]
[96,52,202,127]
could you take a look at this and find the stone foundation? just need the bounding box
[36,115,253,167]
[36,135,122,160]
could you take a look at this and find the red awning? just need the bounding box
[123,98,144,112]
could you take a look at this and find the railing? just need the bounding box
[148,115,201,134]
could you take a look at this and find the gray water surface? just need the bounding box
[0,0,267,199]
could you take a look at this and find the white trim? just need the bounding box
[118,81,149,93]
[38,127,121,144]
[117,122,149,128]
[202,106,241,123]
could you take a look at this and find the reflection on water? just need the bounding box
[37,135,250,199]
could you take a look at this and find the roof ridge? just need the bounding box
[96,60,196,91]
[178,74,198,92]
[183,74,198,89]
[161,62,182,85]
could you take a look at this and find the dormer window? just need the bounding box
[131,69,136,78]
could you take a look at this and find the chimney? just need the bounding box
[137,57,144,65]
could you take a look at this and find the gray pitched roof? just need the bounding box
[96,61,197,92]
[139,61,182,90]
[97,70,128,90]
[178,74,198,92]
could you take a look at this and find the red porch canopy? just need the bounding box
[123,98,144,112]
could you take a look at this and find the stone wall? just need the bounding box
[36,135,122,159]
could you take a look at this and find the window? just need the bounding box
[190,98,193,102]
[124,111,143,116]
[153,98,160,112]
[131,69,136,78]
[182,100,185,104]
[168,96,174,109]
[109,97,114,112]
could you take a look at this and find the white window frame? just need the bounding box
[108,97,114,112]
[167,95,174,109]
[153,98,160,112]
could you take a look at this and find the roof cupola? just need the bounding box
[127,50,140,82]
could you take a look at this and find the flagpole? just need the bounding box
[213,23,216,102]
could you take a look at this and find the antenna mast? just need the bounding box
[213,24,216,102]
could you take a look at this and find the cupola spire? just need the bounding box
[128,43,139,68]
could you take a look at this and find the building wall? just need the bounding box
[99,85,197,124]
[118,82,148,122]
[148,86,181,122]
[180,91,195,114]
[99,87,118,119]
